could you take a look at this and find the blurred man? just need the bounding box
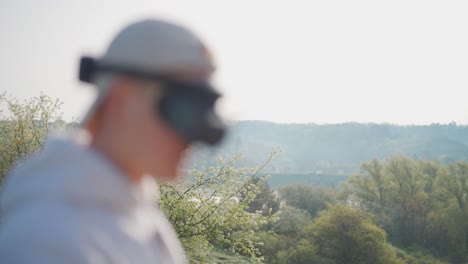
[0,19,225,263]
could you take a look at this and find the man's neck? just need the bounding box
[88,128,144,184]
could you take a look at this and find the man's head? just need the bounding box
[80,19,225,181]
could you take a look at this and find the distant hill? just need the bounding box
[188,121,468,175]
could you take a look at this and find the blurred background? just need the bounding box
[1,0,468,124]
[3,2,468,263]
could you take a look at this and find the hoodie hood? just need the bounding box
[1,130,158,216]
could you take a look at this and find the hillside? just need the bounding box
[188,121,468,175]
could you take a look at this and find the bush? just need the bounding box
[0,93,63,184]
[307,204,403,264]
[279,184,336,218]
[159,153,275,263]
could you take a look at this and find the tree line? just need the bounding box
[1,94,467,263]
[197,120,468,174]
[349,156,468,262]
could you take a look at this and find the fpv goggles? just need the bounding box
[79,57,226,145]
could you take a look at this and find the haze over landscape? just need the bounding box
[196,121,468,174]
[1,0,468,124]
[3,1,468,263]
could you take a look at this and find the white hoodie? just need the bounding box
[0,131,187,264]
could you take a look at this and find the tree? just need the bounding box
[438,162,468,259]
[286,239,334,264]
[385,156,433,247]
[350,159,388,213]
[351,157,443,248]
[272,206,312,237]
[279,184,336,218]
[307,204,402,264]
[159,152,276,263]
[243,175,280,216]
[256,207,329,264]
[0,93,63,184]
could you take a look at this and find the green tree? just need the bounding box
[438,162,468,260]
[0,93,63,184]
[286,239,334,264]
[350,159,388,213]
[279,184,336,218]
[385,156,433,247]
[394,248,448,264]
[243,175,280,216]
[255,207,328,264]
[159,153,276,263]
[272,206,312,237]
[351,157,442,249]
[307,204,402,264]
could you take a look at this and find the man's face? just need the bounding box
[118,70,213,180]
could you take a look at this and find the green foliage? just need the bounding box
[279,184,336,217]
[1,95,467,263]
[162,153,468,263]
[159,153,276,263]
[350,156,468,262]
[0,93,63,184]
[198,250,251,264]
[395,248,448,264]
[255,213,333,264]
[438,162,468,260]
[386,156,434,247]
[286,240,335,264]
[271,206,311,237]
[349,159,388,213]
[307,204,402,264]
[242,175,280,216]
[255,232,289,264]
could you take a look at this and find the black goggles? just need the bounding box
[79,56,226,145]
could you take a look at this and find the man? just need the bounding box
[0,19,225,263]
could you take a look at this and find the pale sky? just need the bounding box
[1,0,468,125]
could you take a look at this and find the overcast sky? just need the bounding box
[1,0,468,125]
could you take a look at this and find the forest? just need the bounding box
[193,120,468,175]
[0,94,467,263]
